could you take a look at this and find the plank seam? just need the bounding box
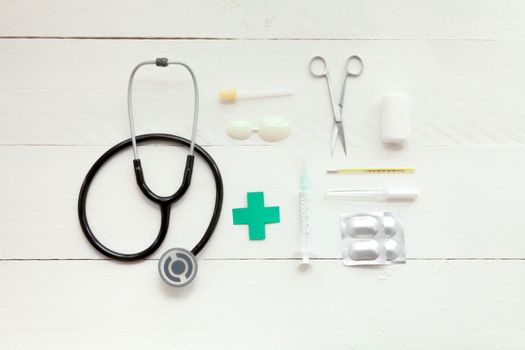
[0,36,512,42]
[1,258,524,261]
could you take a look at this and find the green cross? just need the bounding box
[232,192,280,240]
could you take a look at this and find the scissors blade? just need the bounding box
[335,121,347,156]
[330,124,338,156]
[336,83,349,155]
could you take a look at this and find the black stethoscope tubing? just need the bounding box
[78,133,223,261]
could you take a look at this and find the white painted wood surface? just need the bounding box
[1,260,524,349]
[1,1,524,349]
[1,0,525,39]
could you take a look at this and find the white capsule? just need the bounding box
[385,239,399,260]
[257,116,290,142]
[346,215,379,237]
[227,118,255,140]
[384,215,399,237]
[348,240,380,261]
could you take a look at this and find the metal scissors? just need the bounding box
[309,55,364,156]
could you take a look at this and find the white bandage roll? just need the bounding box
[381,93,410,145]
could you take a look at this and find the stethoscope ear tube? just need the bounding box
[78,133,223,261]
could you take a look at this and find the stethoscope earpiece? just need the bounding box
[159,248,198,287]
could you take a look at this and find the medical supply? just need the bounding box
[232,192,280,240]
[258,116,291,142]
[309,55,364,156]
[327,167,415,174]
[227,118,254,140]
[298,158,311,264]
[383,212,406,263]
[340,212,405,266]
[326,188,418,201]
[219,87,293,103]
[78,58,224,288]
[381,93,410,145]
[341,212,386,266]
[227,116,290,142]
[159,248,198,287]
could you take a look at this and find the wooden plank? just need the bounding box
[0,39,524,147]
[1,145,524,259]
[0,260,523,349]
[1,0,524,39]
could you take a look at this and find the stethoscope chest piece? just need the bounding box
[159,248,198,287]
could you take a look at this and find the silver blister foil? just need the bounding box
[341,212,406,266]
[384,212,406,264]
[341,212,387,266]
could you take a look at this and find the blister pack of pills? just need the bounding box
[383,212,406,264]
[340,212,405,266]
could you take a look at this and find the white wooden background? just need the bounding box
[1,1,525,349]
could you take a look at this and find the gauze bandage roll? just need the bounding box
[381,93,410,145]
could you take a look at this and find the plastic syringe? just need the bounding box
[299,158,311,264]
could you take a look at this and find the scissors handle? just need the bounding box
[309,56,329,77]
[309,56,342,124]
[338,55,364,110]
[345,55,364,77]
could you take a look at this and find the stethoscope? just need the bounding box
[78,58,224,287]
